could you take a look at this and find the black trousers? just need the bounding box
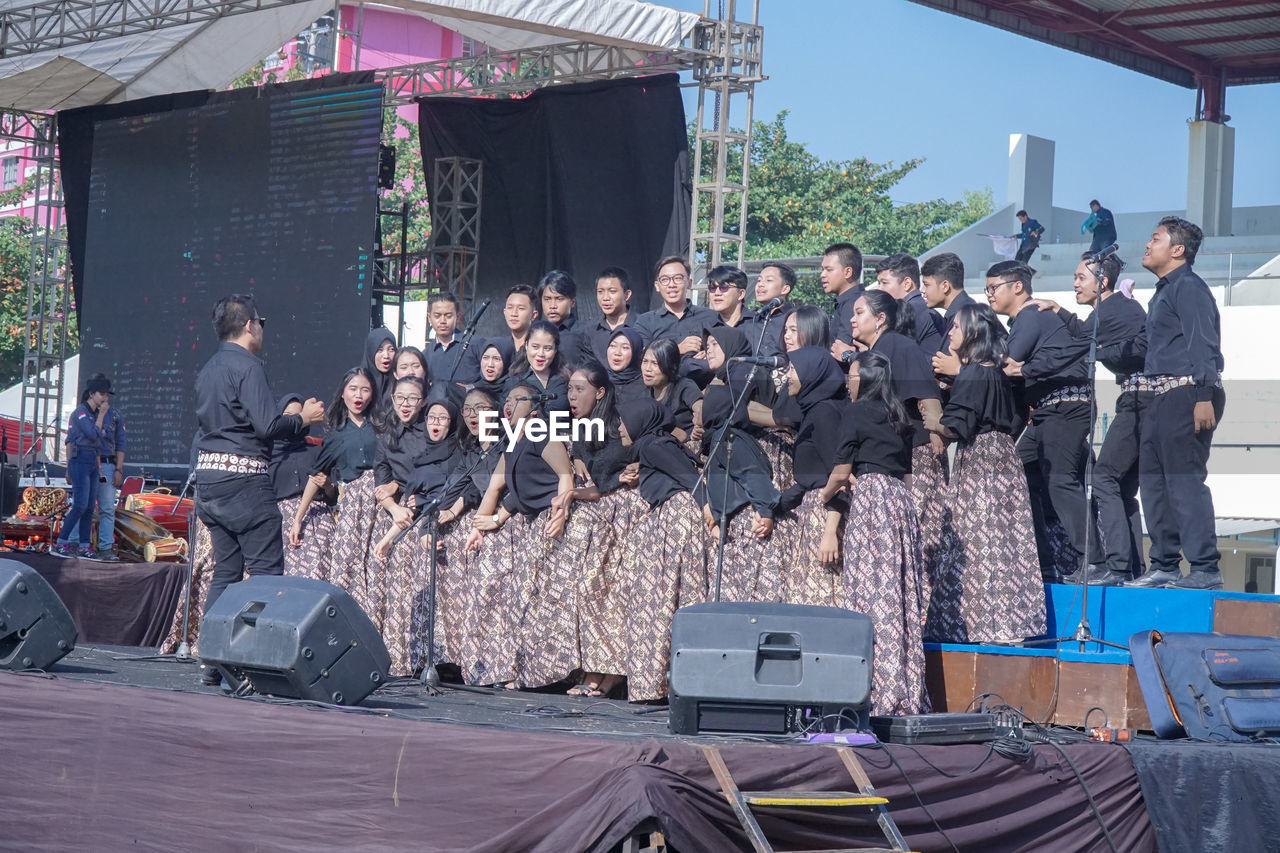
[1015,241,1038,264]
[1018,400,1094,573]
[1093,391,1149,577]
[195,473,285,616]
[1139,385,1225,575]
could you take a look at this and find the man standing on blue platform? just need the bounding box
[1013,210,1043,264]
[1128,217,1225,590]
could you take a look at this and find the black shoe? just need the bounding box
[1125,568,1181,589]
[200,665,223,686]
[1064,564,1112,585]
[1168,571,1224,591]
[1095,570,1130,587]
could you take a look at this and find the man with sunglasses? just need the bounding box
[192,294,324,686]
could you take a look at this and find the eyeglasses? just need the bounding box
[706,282,742,293]
[984,281,1012,296]
[658,274,688,286]
[392,395,423,406]
[461,405,489,417]
[426,414,450,424]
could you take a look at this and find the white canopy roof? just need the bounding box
[0,0,701,111]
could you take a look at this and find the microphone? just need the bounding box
[759,296,784,313]
[464,298,492,331]
[728,354,786,369]
[526,392,557,402]
[1089,243,1119,262]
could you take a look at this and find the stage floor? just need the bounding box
[6,644,1278,853]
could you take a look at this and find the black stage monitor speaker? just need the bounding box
[0,560,78,671]
[200,575,391,705]
[0,464,19,517]
[668,602,873,735]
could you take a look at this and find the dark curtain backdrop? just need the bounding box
[417,74,690,334]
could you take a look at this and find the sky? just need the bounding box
[670,0,1280,215]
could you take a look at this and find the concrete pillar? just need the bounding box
[1008,133,1055,237]
[1187,120,1235,237]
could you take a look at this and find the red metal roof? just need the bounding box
[907,0,1280,87]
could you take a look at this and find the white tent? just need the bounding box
[0,0,701,111]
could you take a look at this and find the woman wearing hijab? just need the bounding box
[617,397,708,701]
[603,327,647,402]
[473,338,515,398]
[269,393,334,582]
[699,325,788,604]
[852,290,952,616]
[360,375,430,675]
[556,364,646,698]
[436,387,504,683]
[290,368,380,614]
[821,351,928,716]
[771,347,848,606]
[464,384,575,688]
[363,327,398,402]
[925,303,1046,644]
[641,338,701,445]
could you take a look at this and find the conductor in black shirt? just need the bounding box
[1128,217,1225,590]
[193,295,324,683]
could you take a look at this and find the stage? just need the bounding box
[3,643,1278,852]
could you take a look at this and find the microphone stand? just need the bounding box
[388,440,502,692]
[444,299,491,388]
[1023,261,1124,653]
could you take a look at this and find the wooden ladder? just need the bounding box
[701,744,914,853]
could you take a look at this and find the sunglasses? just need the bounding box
[253,316,267,328]
[706,282,743,293]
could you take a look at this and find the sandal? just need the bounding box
[587,674,623,698]
[566,683,595,697]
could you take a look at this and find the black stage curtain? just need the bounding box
[418,74,690,334]
[0,667,1159,852]
[58,71,377,326]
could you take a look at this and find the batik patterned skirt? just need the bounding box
[757,427,796,494]
[910,444,957,614]
[624,491,709,701]
[711,507,789,605]
[327,471,380,624]
[277,495,335,583]
[928,431,1047,643]
[839,472,929,717]
[161,516,214,655]
[575,488,649,677]
[428,511,477,672]
[453,512,525,686]
[515,508,584,688]
[375,500,431,678]
[784,490,841,608]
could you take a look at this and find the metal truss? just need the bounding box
[1,108,69,465]
[0,0,309,58]
[425,156,481,307]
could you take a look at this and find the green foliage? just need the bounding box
[0,207,76,388]
[693,111,994,287]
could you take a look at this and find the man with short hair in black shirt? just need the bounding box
[537,270,586,369]
[983,261,1093,581]
[875,252,944,359]
[633,255,711,353]
[921,253,976,358]
[193,294,324,685]
[823,242,864,360]
[426,290,483,387]
[740,262,797,359]
[1128,217,1225,590]
[584,267,633,364]
[1029,252,1149,585]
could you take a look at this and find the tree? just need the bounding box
[693,111,993,302]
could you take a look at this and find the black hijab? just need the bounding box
[701,325,759,446]
[419,397,460,466]
[473,338,515,397]
[619,397,673,452]
[789,346,845,415]
[708,325,752,382]
[606,327,647,401]
[363,327,398,400]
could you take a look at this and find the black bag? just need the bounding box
[1129,630,1280,742]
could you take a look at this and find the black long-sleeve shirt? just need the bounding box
[1143,263,1223,401]
[739,302,796,359]
[778,397,851,514]
[374,420,431,487]
[194,342,305,482]
[941,363,1022,442]
[1054,294,1148,381]
[871,330,940,448]
[634,432,701,508]
[310,419,377,484]
[1006,304,1089,406]
[634,301,714,347]
[700,427,780,520]
[427,336,484,385]
[552,316,587,371]
[830,285,866,346]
